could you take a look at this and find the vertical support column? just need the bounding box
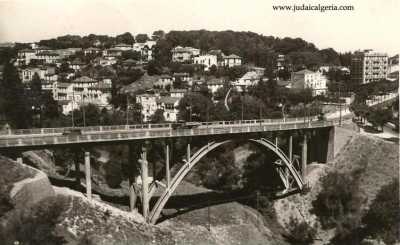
[301,134,308,184]
[288,135,293,163]
[285,134,293,188]
[128,143,137,212]
[165,144,171,187]
[16,156,23,164]
[74,149,80,188]
[275,136,278,151]
[140,146,149,221]
[84,151,92,200]
[187,143,191,164]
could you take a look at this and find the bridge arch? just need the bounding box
[148,138,304,224]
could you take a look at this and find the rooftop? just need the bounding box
[293,69,315,75]
[157,96,180,105]
[223,54,241,59]
[115,43,131,47]
[73,76,97,83]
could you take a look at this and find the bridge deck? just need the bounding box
[0,117,339,149]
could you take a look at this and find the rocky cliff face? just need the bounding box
[272,127,399,244]
[0,156,289,245]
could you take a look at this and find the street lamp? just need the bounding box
[186,105,192,122]
[126,94,130,125]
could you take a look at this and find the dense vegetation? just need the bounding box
[313,167,399,244]
[153,30,345,70]
[362,179,399,244]
[0,196,67,245]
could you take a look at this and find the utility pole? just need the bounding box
[126,94,130,125]
[82,95,86,127]
[207,199,211,231]
[71,88,75,127]
[241,94,244,121]
[338,82,342,126]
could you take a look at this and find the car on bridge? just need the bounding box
[171,121,202,130]
[62,128,82,136]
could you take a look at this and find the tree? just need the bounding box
[367,108,392,131]
[178,92,214,121]
[146,60,163,75]
[152,30,165,40]
[30,73,42,106]
[0,62,31,128]
[173,76,183,89]
[121,50,141,61]
[150,109,165,123]
[312,171,364,229]
[115,32,135,45]
[287,217,317,244]
[362,179,399,244]
[135,34,149,43]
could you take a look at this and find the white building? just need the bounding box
[55,48,83,58]
[173,72,192,86]
[156,96,181,122]
[133,40,157,61]
[102,48,122,57]
[388,55,399,81]
[194,54,218,71]
[169,89,187,98]
[232,71,262,92]
[17,49,37,66]
[291,69,327,96]
[84,47,101,56]
[276,54,285,70]
[94,57,117,66]
[136,93,158,122]
[35,51,60,64]
[20,66,56,84]
[351,50,388,84]
[70,59,86,71]
[136,92,182,122]
[53,76,112,114]
[222,54,242,67]
[154,75,173,89]
[171,46,200,63]
[114,43,133,51]
[206,78,224,94]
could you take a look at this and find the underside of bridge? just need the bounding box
[3,126,336,225]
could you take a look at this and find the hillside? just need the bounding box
[0,155,289,245]
[273,126,399,244]
[330,128,398,207]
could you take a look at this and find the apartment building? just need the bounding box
[291,69,327,96]
[194,54,218,71]
[53,76,111,114]
[222,54,242,67]
[171,46,200,63]
[351,50,388,84]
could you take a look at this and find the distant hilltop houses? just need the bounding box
[171,46,243,70]
[0,31,397,124]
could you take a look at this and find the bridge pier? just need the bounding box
[128,144,138,212]
[301,134,308,184]
[74,150,80,188]
[16,156,23,164]
[286,135,293,182]
[165,144,171,187]
[140,146,149,221]
[84,151,92,200]
[187,143,191,163]
[288,135,293,163]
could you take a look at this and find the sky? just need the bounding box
[0,0,398,55]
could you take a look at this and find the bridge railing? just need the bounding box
[0,116,321,137]
[0,119,339,148]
